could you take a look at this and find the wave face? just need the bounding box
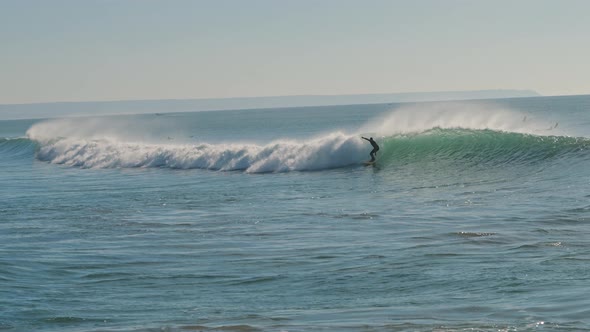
[378,129,590,167]
[0,137,38,160]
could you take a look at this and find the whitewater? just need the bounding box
[1,96,590,331]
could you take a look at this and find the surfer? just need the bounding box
[361,137,379,162]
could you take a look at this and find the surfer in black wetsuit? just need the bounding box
[361,137,379,162]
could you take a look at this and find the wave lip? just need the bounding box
[34,133,367,173]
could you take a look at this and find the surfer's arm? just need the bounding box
[361,137,369,141]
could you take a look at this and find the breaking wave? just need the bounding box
[28,133,366,173]
[16,104,589,173]
[10,129,587,173]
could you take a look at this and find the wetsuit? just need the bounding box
[362,137,380,161]
[369,138,379,161]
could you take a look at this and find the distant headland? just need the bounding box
[0,89,540,120]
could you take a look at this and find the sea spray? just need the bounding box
[361,102,563,137]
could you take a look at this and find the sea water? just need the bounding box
[1,96,590,331]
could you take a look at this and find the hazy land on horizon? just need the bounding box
[0,89,540,120]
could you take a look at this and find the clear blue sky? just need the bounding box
[1,0,589,104]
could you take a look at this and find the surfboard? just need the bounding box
[363,161,376,166]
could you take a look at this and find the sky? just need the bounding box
[1,0,590,104]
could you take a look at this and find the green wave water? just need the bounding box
[378,129,590,166]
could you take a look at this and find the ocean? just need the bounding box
[1,95,590,331]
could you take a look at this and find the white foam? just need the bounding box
[32,133,367,173]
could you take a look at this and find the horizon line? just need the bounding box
[0,88,543,106]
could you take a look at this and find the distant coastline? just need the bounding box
[0,89,540,120]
